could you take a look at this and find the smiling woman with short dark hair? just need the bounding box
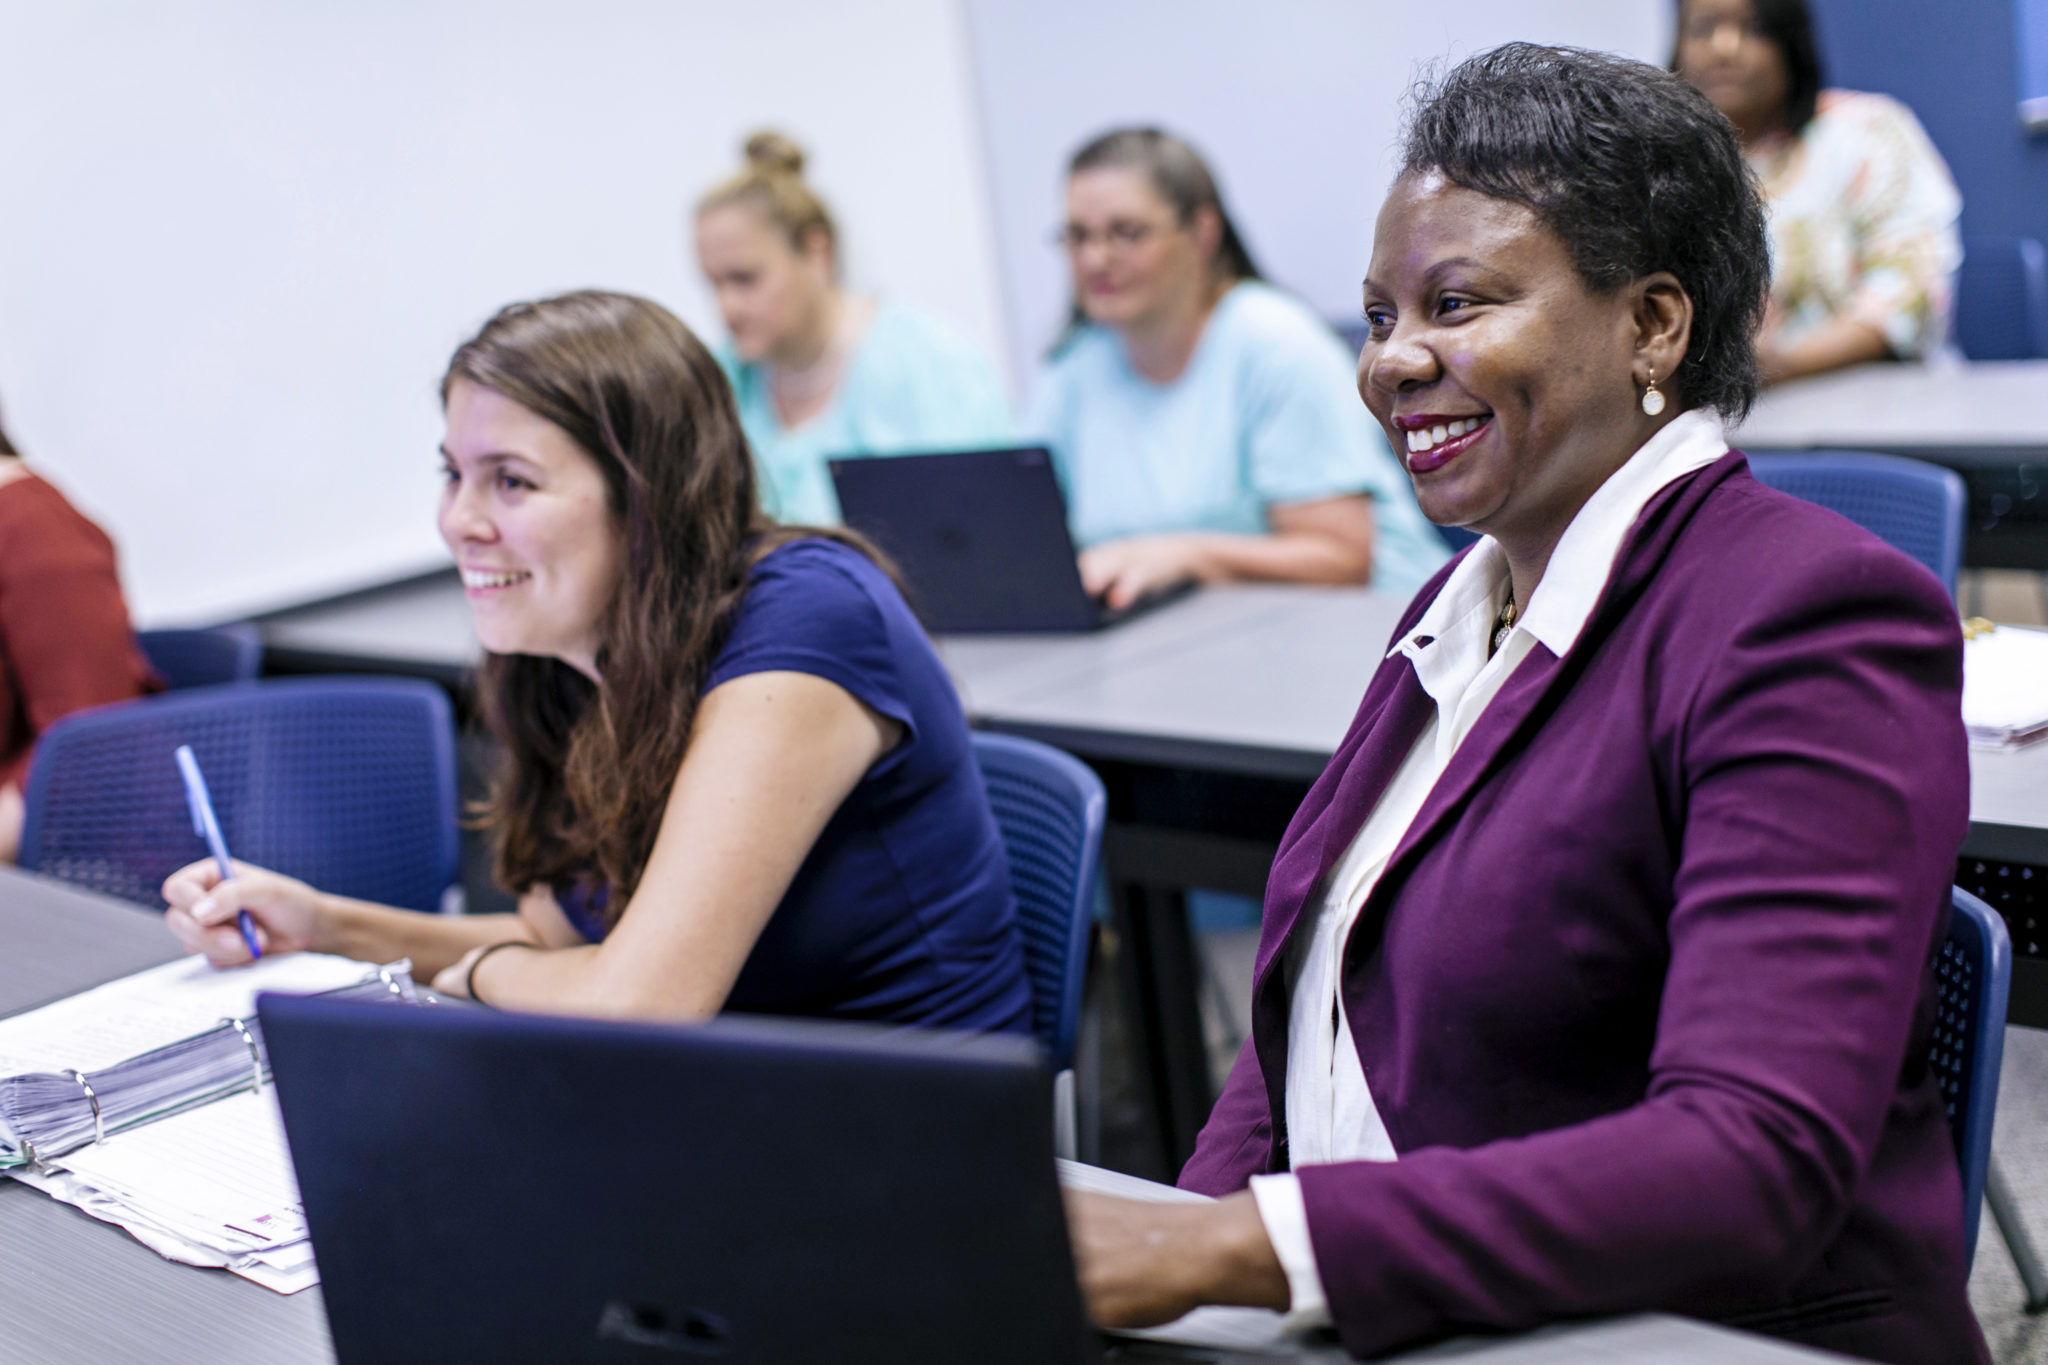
[1064,45,1981,1364]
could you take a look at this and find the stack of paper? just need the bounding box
[0,952,414,1293]
[1963,624,2048,750]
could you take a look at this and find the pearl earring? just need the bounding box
[1641,371,1666,417]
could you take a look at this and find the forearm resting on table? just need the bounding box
[459,936,715,1020]
[1189,529,1370,586]
[319,900,530,977]
[1188,496,1378,586]
[1066,1189,1290,1328]
[1761,316,1892,385]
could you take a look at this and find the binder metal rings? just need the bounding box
[67,1069,105,1146]
[223,1017,265,1094]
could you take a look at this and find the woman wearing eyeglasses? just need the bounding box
[1028,128,1445,610]
[694,132,1015,525]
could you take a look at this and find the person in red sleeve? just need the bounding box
[0,403,158,861]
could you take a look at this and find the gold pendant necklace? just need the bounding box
[1490,592,1518,656]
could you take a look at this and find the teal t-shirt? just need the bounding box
[722,302,1015,525]
[1024,281,1446,597]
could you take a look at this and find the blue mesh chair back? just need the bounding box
[970,732,1104,1071]
[1744,451,1966,595]
[1957,236,2048,360]
[1933,887,2010,1266]
[19,677,458,913]
[137,625,264,690]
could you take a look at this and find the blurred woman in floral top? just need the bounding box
[1676,0,1962,384]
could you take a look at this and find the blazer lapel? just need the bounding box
[1342,449,1753,972]
[1254,652,1434,985]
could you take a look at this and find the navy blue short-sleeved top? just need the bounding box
[557,538,1032,1035]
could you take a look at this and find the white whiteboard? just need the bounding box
[0,0,1007,625]
[963,0,1672,382]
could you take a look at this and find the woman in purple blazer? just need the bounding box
[1065,45,1981,1364]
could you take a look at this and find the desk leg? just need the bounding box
[1111,879,1214,1181]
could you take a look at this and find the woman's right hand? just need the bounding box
[161,859,329,966]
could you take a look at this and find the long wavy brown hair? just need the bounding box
[444,290,876,920]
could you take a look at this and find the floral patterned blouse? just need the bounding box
[1748,90,1962,359]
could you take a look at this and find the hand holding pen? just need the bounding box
[174,745,263,960]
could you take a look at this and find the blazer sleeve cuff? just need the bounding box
[1249,1172,1333,1329]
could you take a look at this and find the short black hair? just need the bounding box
[1672,0,1826,133]
[1401,43,1770,420]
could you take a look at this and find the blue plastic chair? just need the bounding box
[19,677,459,914]
[1744,451,1966,595]
[1957,236,2048,361]
[137,625,264,690]
[1934,887,2010,1267]
[971,731,1104,1160]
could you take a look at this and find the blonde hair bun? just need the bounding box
[698,131,835,256]
[742,131,806,179]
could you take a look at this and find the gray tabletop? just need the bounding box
[0,871,1859,1358]
[0,867,1853,1365]
[1732,359,2048,459]
[0,867,334,1365]
[260,576,2048,834]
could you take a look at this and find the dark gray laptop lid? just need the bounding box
[829,446,1105,633]
[259,995,1099,1365]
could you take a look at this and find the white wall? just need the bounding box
[0,0,1007,624]
[963,0,1674,383]
[3,2,1679,624]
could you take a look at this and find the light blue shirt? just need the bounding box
[1025,281,1446,597]
[722,302,1015,526]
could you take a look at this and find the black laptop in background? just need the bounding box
[259,995,1102,1365]
[828,446,1195,633]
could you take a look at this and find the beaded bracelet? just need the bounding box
[465,940,539,1007]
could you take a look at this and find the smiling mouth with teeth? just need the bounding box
[462,569,532,590]
[1405,417,1488,454]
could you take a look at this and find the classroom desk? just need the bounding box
[260,575,2048,1175]
[0,867,1844,1365]
[0,867,333,1365]
[1733,359,2048,570]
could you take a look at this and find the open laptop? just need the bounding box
[261,996,1127,1364]
[829,447,1196,633]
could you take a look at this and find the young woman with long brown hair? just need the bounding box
[162,291,1031,1030]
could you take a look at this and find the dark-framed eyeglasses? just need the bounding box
[1052,220,1177,254]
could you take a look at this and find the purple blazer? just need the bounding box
[1180,454,1983,1364]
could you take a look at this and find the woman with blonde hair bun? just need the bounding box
[694,131,1013,524]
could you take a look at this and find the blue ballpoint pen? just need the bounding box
[174,744,263,960]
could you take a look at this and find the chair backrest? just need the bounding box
[1957,235,2048,360]
[970,732,1104,1071]
[136,625,264,690]
[1933,887,2011,1266]
[1744,451,1966,595]
[19,677,459,913]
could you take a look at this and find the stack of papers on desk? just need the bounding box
[1964,625,2048,750]
[0,952,415,1293]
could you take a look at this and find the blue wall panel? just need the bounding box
[1807,0,2048,242]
